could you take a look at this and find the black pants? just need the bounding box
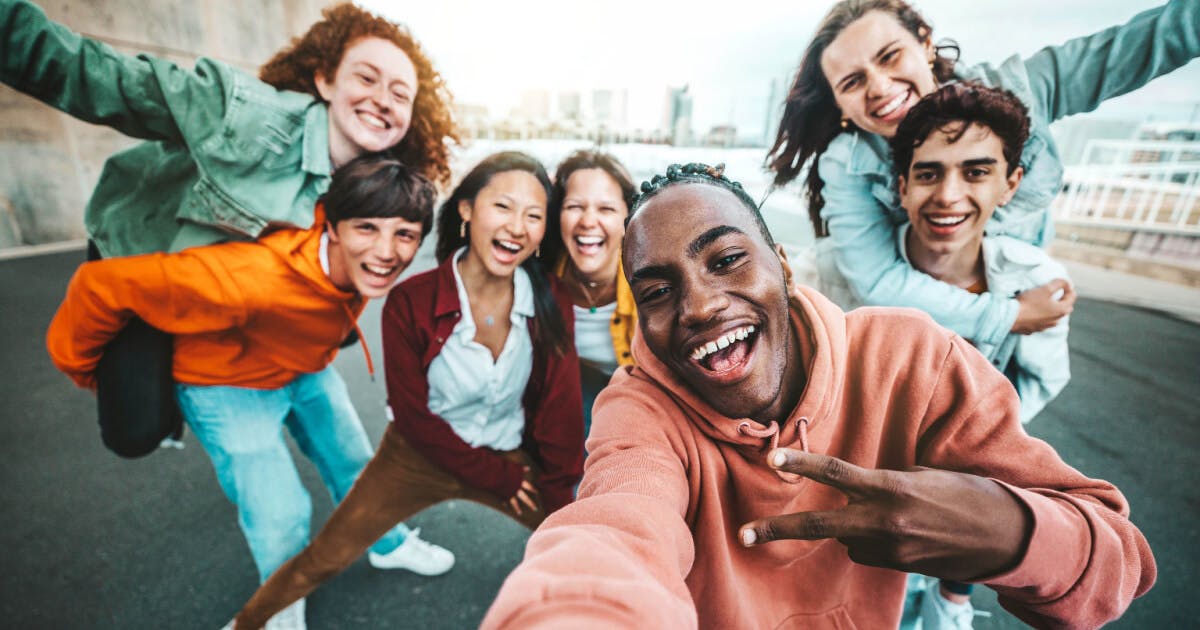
[87,241,182,458]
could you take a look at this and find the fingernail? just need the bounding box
[770,450,787,467]
[741,529,757,546]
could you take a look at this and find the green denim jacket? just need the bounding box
[1,0,332,257]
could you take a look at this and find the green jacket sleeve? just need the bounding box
[1,0,232,145]
[1025,0,1200,122]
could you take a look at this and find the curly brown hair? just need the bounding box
[259,2,459,186]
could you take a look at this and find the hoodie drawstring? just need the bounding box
[342,303,374,381]
[739,417,812,483]
[738,420,781,452]
[736,417,810,453]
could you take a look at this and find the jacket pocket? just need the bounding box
[179,177,267,237]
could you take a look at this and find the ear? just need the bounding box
[315,70,335,102]
[897,174,908,198]
[1001,166,1024,206]
[325,220,340,243]
[775,243,795,291]
[457,199,472,224]
[922,30,935,60]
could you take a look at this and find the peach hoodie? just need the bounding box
[483,286,1154,630]
[47,208,366,390]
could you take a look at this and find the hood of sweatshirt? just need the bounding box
[260,204,362,306]
[630,284,849,464]
[258,204,373,374]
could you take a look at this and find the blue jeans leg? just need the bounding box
[284,367,409,555]
[177,383,312,582]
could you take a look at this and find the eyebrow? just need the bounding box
[351,61,413,88]
[835,39,901,89]
[911,156,999,169]
[630,263,672,283]
[688,225,745,257]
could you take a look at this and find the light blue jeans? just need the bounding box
[177,366,408,582]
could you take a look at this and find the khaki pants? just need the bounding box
[234,426,544,629]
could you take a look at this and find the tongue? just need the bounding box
[708,340,749,372]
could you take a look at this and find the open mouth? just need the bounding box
[689,324,758,375]
[359,262,399,289]
[492,239,523,265]
[573,235,605,256]
[357,110,391,130]
[923,214,970,236]
[872,89,914,122]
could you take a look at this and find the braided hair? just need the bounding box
[630,163,775,247]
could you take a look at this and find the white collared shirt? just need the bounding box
[426,248,534,450]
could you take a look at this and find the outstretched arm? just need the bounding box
[1026,0,1200,123]
[482,384,698,629]
[1,0,233,143]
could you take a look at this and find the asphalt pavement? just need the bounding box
[0,246,1196,629]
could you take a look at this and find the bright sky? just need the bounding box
[360,0,1200,140]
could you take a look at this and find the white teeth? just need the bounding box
[874,91,907,118]
[928,215,968,226]
[576,236,603,246]
[497,240,521,253]
[690,325,757,362]
[364,264,394,275]
[359,112,388,129]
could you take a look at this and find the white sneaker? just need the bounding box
[368,527,455,576]
[264,598,306,630]
[918,580,990,630]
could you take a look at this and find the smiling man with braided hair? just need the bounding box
[482,163,1154,629]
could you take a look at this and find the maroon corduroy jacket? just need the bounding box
[380,256,584,513]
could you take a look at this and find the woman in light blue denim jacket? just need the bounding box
[767,0,1200,348]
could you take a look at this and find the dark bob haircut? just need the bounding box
[322,152,437,242]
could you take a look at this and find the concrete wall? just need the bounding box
[0,0,324,248]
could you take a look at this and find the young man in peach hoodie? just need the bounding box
[482,163,1155,629]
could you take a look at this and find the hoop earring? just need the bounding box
[459,220,467,238]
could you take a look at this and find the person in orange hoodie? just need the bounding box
[45,154,453,629]
[481,163,1156,629]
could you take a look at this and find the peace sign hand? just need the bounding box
[739,449,1031,582]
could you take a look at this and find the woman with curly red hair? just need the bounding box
[2,1,459,626]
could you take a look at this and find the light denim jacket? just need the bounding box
[0,0,332,257]
[814,0,1200,345]
[897,226,1071,424]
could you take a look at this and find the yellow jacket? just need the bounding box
[554,257,637,367]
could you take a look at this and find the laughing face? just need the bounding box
[458,170,547,278]
[316,37,418,168]
[820,11,937,139]
[899,122,1023,256]
[625,184,801,422]
[559,168,629,282]
[326,217,424,298]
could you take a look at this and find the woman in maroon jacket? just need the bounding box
[228,152,584,629]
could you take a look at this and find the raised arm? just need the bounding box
[1025,0,1200,122]
[1,0,233,143]
[482,383,698,629]
[818,144,1019,345]
[45,246,254,389]
[380,286,529,503]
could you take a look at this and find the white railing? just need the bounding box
[1053,140,1200,236]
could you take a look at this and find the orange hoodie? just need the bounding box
[483,286,1155,630]
[47,209,364,390]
